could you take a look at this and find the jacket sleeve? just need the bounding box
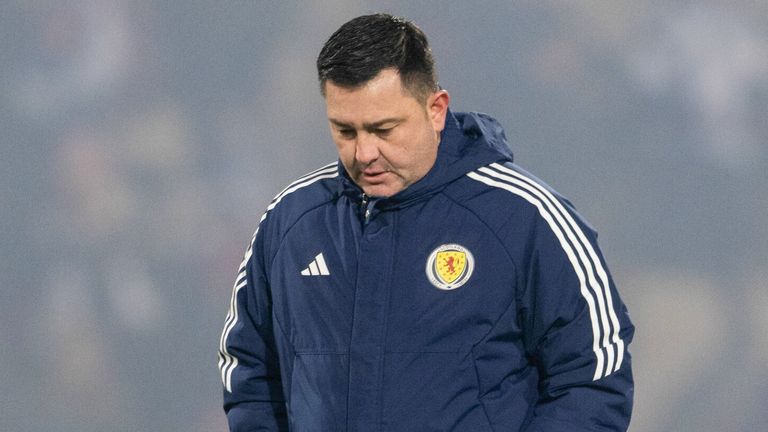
[519,202,634,432]
[218,224,288,432]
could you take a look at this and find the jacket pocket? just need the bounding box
[288,353,349,432]
[380,351,494,432]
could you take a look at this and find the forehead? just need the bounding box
[324,69,422,123]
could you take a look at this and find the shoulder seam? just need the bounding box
[440,190,519,289]
[439,190,524,348]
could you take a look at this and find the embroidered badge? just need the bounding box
[426,244,474,290]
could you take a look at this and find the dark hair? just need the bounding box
[317,13,438,101]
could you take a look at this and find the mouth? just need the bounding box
[361,169,390,183]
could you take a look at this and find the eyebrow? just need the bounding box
[329,117,404,130]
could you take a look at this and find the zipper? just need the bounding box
[361,193,372,224]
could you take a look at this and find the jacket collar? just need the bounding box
[337,109,514,208]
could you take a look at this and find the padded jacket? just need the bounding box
[219,110,634,431]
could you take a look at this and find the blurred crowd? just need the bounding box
[2,1,766,431]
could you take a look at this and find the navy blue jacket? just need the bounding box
[219,110,634,431]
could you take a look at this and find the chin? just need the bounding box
[363,185,398,198]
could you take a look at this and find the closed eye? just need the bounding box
[373,127,394,137]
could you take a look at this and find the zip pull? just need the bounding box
[361,193,372,223]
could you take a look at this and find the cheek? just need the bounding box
[333,138,349,155]
[408,134,439,175]
[386,146,424,176]
[333,139,356,165]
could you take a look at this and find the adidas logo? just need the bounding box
[301,253,330,276]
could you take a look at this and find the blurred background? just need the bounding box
[2,1,766,431]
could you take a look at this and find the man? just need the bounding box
[219,13,634,431]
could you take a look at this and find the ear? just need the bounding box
[427,90,450,133]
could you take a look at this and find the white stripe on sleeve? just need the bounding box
[218,162,339,392]
[468,164,624,380]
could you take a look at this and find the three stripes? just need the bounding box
[218,163,338,392]
[467,162,624,381]
[301,253,331,276]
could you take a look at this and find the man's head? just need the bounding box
[318,14,450,198]
[317,13,438,101]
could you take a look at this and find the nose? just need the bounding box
[355,132,380,165]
